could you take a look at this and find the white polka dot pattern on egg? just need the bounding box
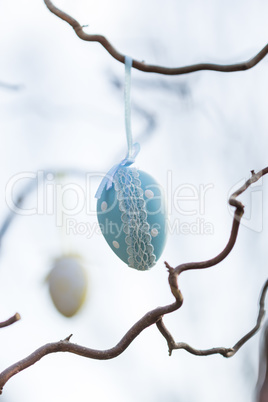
[145,189,154,199]
[112,241,120,249]
[151,228,159,237]
[101,201,108,211]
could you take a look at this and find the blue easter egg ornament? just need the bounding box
[97,166,167,271]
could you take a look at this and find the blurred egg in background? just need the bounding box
[48,254,88,317]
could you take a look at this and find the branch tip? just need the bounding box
[15,313,21,321]
[0,313,21,328]
[164,261,173,273]
[63,334,73,342]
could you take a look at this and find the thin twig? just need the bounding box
[168,168,268,277]
[43,0,268,76]
[157,279,268,357]
[256,323,268,402]
[0,313,21,329]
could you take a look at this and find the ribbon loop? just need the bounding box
[95,56,140,199]
[95,142,140,199]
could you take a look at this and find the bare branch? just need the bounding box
[157,279,268,357]
[232,278,268,352]
[256,323,268,402]
[43,0,268,76]
[167,168,268,276]
[1,166,267,393]
[0,296,182,393]
[0,313,21,329]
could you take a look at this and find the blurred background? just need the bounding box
[0,0,267,401]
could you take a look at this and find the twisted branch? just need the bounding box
[0,138,264,397]
[0,313,20,329]
[43,0,268,76]
[165,168,268,282]
[0,168,267,393]
[157,279,268,356]
[0,293,183,393]
[256,323,268,401]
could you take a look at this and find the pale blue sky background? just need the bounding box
[0,1,267,401]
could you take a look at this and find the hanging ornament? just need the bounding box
[48,255,88,317]
[95,57,167,271]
